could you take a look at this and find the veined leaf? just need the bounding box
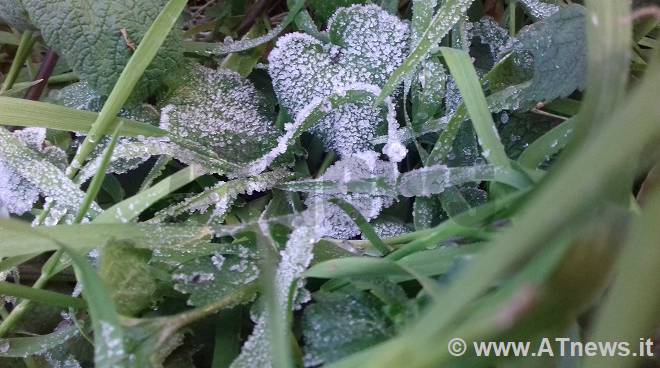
[0,0,35,31]
[21,0,183,100]
[0,323,80,358]
[269,5,409,157]
[160,65,281,164]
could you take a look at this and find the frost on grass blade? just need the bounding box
[231,214,325,368]
[518,0,560,21]
[398,164,502,197]
[160,65,280,164]
[268,5,409,157]
[0,127,98,219]
[364,218,414,240]
[305,153,398,239]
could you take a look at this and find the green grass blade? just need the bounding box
[69,0,187,175]
[0,281,87,310]
[583,189,660,368]
[0,222,212,257]
[94,164,206,224]
[75,122,124,223]
[518,117,576,169]
[0,324,80,358]
[377,0,475,104]
[0,31,35,93]
[436,47,511,169]
[329,198,392,255]
[329,56,660,368]
[0,97,166,137]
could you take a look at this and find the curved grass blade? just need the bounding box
[377,0,476,104]
[0,281,86,310]
[518,117,576,169]
[329,198,392,256]
[438,47,511,169]
[0,323,80,358]
[0,97,166,137]
[94,164,206,224]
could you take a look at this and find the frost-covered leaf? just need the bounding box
[304,153,398,239]
[231,214,325,368]
[494,5,586,106]
[0,0,35,31]
[0,322,79,358]
[21,0,183,100]
[75,137,239,185]
[172,244,259,307]
[302,290,394,366]
[160,65,281,164]
[269,4,409,156]
[0,127,99,219]
[518,0,560,20]
[152,170,293,224]
[363,218,413,240]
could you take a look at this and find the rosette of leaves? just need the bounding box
[160,64,281,164]
[19,0,183,100]
[269,4,409,157]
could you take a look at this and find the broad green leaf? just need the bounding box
[0,97,166,137]
[21,0,183,100]
[0,223,212,257]
[99,241,158,316]
[302,290,394,366]
[0,0,35,31]
[160,65,281,163]
[0,127,100,219]
[269,4,409,156]
[493,5,587,106]
[518,0,559,20]
[172,244,259,307]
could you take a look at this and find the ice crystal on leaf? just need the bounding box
[518,0,560,20]
[268,5,409,157]
[0,127,95,218]
[305,153,398,239]
[160,65,281,164]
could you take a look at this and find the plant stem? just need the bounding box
[24,50,60,101]
[0,31,35,93]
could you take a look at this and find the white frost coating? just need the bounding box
[160,65,280,164]
[231,213,325,368]
[398,164,498,197]
[305,155,398,239]
[362,218,413,240]
[382,96,408,163]
[518,0,560,20]
[268,5,409,157]
[0,127,98,219]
